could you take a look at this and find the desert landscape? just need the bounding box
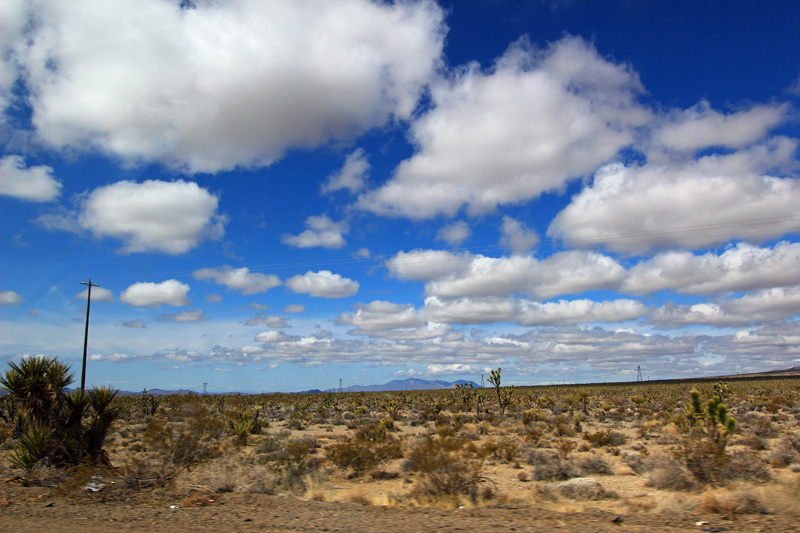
[1,360,799,532]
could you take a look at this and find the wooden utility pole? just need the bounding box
[80,278,99,393]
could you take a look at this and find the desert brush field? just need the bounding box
[1,359,800,532]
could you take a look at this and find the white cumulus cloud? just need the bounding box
[654,101,787,152]
[193,266,280,295]
[0,290,23,305]
[76,286,114,302]
[78,180,225,254]
[5,0,445,173]
[386,249,472,282]
[282,215,348,249]
[0,156,62,202]
[623,242,800,295]
[424,251,625,299]
[336,300,426,334]
[548,139,800,254]
[286,270,359,298]
[359,36,649,218]
[120,280,190,308]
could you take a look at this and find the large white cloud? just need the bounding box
[548,138,800,254]
[120,280,190,308]
[422,295,647,326]
[649,286,800,328]
[193,266,280,295]
[623,242,800,295]
[422,251,625,299]
[78,180,224,254]
[282,215,347,249]
[286,270,359,298]
[5,0,445,173]
[0,156,62,202]
[359,36,650,218]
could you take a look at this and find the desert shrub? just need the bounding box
[644,460,697,491]
[479,438,518,463]
[527,448,579,481]
[326,420,402,475]
[575,453,612,475]
[767,437,800,468]
[524,423,546,444]
[583,429,627,447]
[261,437,320,490]
[521,409,538,425]
[552,422,576,438]
[621,450,675,474]
[554,477,617,500]
[735,433,767,451]
[742,412,778,438]
[698,489,769,515]
[722,451,771,481]
[405,435,488,503]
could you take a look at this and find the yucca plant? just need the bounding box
[0,356,121,469]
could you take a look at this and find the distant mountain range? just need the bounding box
[108,379,479,396]
[306,378,479,394]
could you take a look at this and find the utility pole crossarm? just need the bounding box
[80,278,99,393]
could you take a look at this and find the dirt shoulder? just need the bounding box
[1,488,799,533]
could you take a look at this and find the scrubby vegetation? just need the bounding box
[1,358,799,518]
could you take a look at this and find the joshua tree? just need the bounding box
[677,389,737,484]
[0,356,121,469]
[487,368,514,416]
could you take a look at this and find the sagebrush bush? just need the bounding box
[575,453,612,475]
[645,461,697,491]
[406,435,487,503]
[326,420,402,475]
[527,448,579,481]
[583,429,627,447]
[722,451,771,482]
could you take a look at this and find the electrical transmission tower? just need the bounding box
[338,378,343,393]
[636,365,643,382]
[203,382,208,395]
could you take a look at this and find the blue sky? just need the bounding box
[2,0,800,393]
